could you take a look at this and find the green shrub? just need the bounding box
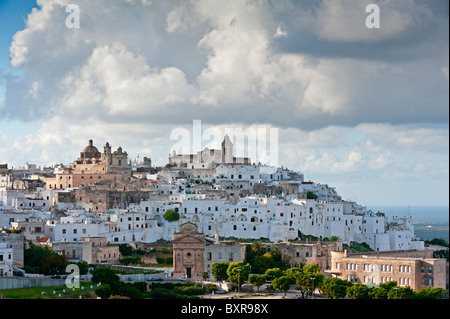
[95,284,112,299]
[163,209,180,222]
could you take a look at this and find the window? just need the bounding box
[73,229,77,234]
[62,229,66,234]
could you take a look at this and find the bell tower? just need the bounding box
[221,134,233,164]
[103,142,112,166]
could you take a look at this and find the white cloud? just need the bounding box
[61,42,196,117]
[310,0,431,44]
[0,0,448,206]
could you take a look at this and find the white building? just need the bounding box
[137,195,411,250]
[48,214,109,242]
[0,242,13,277]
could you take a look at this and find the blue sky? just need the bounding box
[0,0,448,207]
[0,0,37,72]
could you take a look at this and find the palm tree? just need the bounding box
[330,235,340,241]
[251,241,264,256]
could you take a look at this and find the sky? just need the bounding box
[0,0,448,207]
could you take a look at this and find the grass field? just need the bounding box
[0,282,98,299]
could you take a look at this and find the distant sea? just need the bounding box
[368,205,449,242]
[367,205,449,223]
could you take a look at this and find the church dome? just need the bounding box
[83,139,99,153]
[80,139,101,159]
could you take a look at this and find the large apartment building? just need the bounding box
[329,249,447,291]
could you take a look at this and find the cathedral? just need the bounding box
[42,140,131,190]
[169,135,250,166]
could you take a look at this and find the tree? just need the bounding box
[330,235,340,241]
[306,191,318,200]
[163,209,180,222]
[369,281,397,299]
[211,262,230,281]
[251,241,264,256]
[287,265,324,299]
[416,287,448,299]
[24,242,68,275]
[248,274,267,292]
[387,286,416,299]
[264,268,284,281]
[95,284,112,299]
[91,267,122,294]
[227,262,251,287]
[272,276,293,298]
[119,244,134,256]
[41,253,67,275]
[320,278,351,299]
[75,261,89,275]
[201,272,210,281]
[251,252,279,274]
[303,263,321,274]
[347,284,370,299]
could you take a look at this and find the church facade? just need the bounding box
[172,221,246,280]
[41,140,131,190]
[172,222,206,280]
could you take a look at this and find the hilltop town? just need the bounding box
[0,137,448,297]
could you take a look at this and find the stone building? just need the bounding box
[79,237,121,264]
[0,242,13,277]
[10,218,46,243]
[0,232,24,267]
[52,241,92,264]
[204,241,246,279]
[173,222,246,280]
[169,135,250,166]
[41,140,131,190]
[328,249,447,291]
[173,222,206,280]
[262,239,343,271]
[54,185,152,213]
